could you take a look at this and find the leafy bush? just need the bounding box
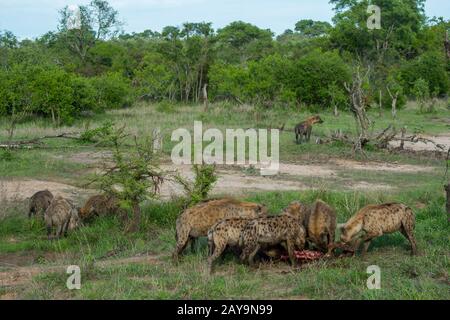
[401,51,449,96]
[90,72,133,110]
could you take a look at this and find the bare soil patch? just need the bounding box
[389,134,450,152]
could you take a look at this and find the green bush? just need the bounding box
[401,51,449,96]
[90,72,133,110]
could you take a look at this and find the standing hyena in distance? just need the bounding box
[29,190,54,218]
[44,196,81,240]
[339,203,417,256]
[307,200,337,252]
[295,115,324,144]
[173,199,267,261]
[240,202,307,266]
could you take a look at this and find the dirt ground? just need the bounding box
[389,134,450,152]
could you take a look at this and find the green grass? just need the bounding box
[0,101,449,300]
[1,188,448,300]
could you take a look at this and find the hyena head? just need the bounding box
[283,201,308,222]
[310,115,324,125]
[338,223,355,244]
[258,204,268,216]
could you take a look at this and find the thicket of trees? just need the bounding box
[0,0,448,124]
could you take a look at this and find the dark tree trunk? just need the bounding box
[125,201,141,233]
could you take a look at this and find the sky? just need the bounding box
[0,0,449,39]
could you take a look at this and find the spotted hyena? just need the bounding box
[339,203,417,256]
[44,196,81,240]
[79,194,125,222]
[207,217,254,274]
[173,198,267,261]
[29,190,54,218]
[239,201,307,266]
[306,200,337,252]
[295,115,324,144]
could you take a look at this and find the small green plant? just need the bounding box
[175,164,218,207]
[412,78,430,113]
[80,121,115,143]
[0,149,14,161]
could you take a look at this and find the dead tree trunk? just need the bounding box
[125,201,141,233]
[203,83,209,112]
[386,86,399,119]
[344,66,371,150]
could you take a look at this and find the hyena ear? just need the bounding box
[337,223,346,231]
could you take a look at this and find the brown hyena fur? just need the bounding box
[29,190,53,218]
[295,115,324,144]
[207,217,254,274]
[306,200,337,252]
[79,194,125,222]
[173,198,267,261]
[339,203,417,256]
[44,196,81,240]
[239,202,307,266]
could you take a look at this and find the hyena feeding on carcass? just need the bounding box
[173,198,267,261]
[339,203,418,256]
[239,201,307,266]
[306,200,337,252]
[79,194,125,222]
[29,190,54,218]
[44,196,81,240]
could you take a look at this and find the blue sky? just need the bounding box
[0,0,449,39]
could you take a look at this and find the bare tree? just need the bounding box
[344,65,371,150]
[386,86,400,119]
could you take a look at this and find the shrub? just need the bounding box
[90,72,133,110]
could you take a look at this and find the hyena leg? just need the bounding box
[63,219,70,237]
[173,229,191,261]
[400,226,418,256]
[286,240,296,266]
[207,241,226,274]
[360,231,382,256]
[247,245,261,267]
[55,224,64,239]
[306,127,312,142]
[46,223,53,240]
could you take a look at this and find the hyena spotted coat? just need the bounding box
[44,196,81,240]
[306,200,337,252]
[29,190,54,218]
[79,194,125,221]
[295,115,324,144]
[173,199,267,260]
[339,203,417,256]
[207,217,254,274]
[239,201,307,266]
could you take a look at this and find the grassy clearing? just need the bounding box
[0,102,449,300]
[0,187,448,300]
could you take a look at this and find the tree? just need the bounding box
[329,0,426,65]
[295,20,332,38]
[216,21,274,64]
[98,127,167,233]
[344,65,372,150]
[386,75,404,119]
[58,0,122,61]
[412,78,430,113]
